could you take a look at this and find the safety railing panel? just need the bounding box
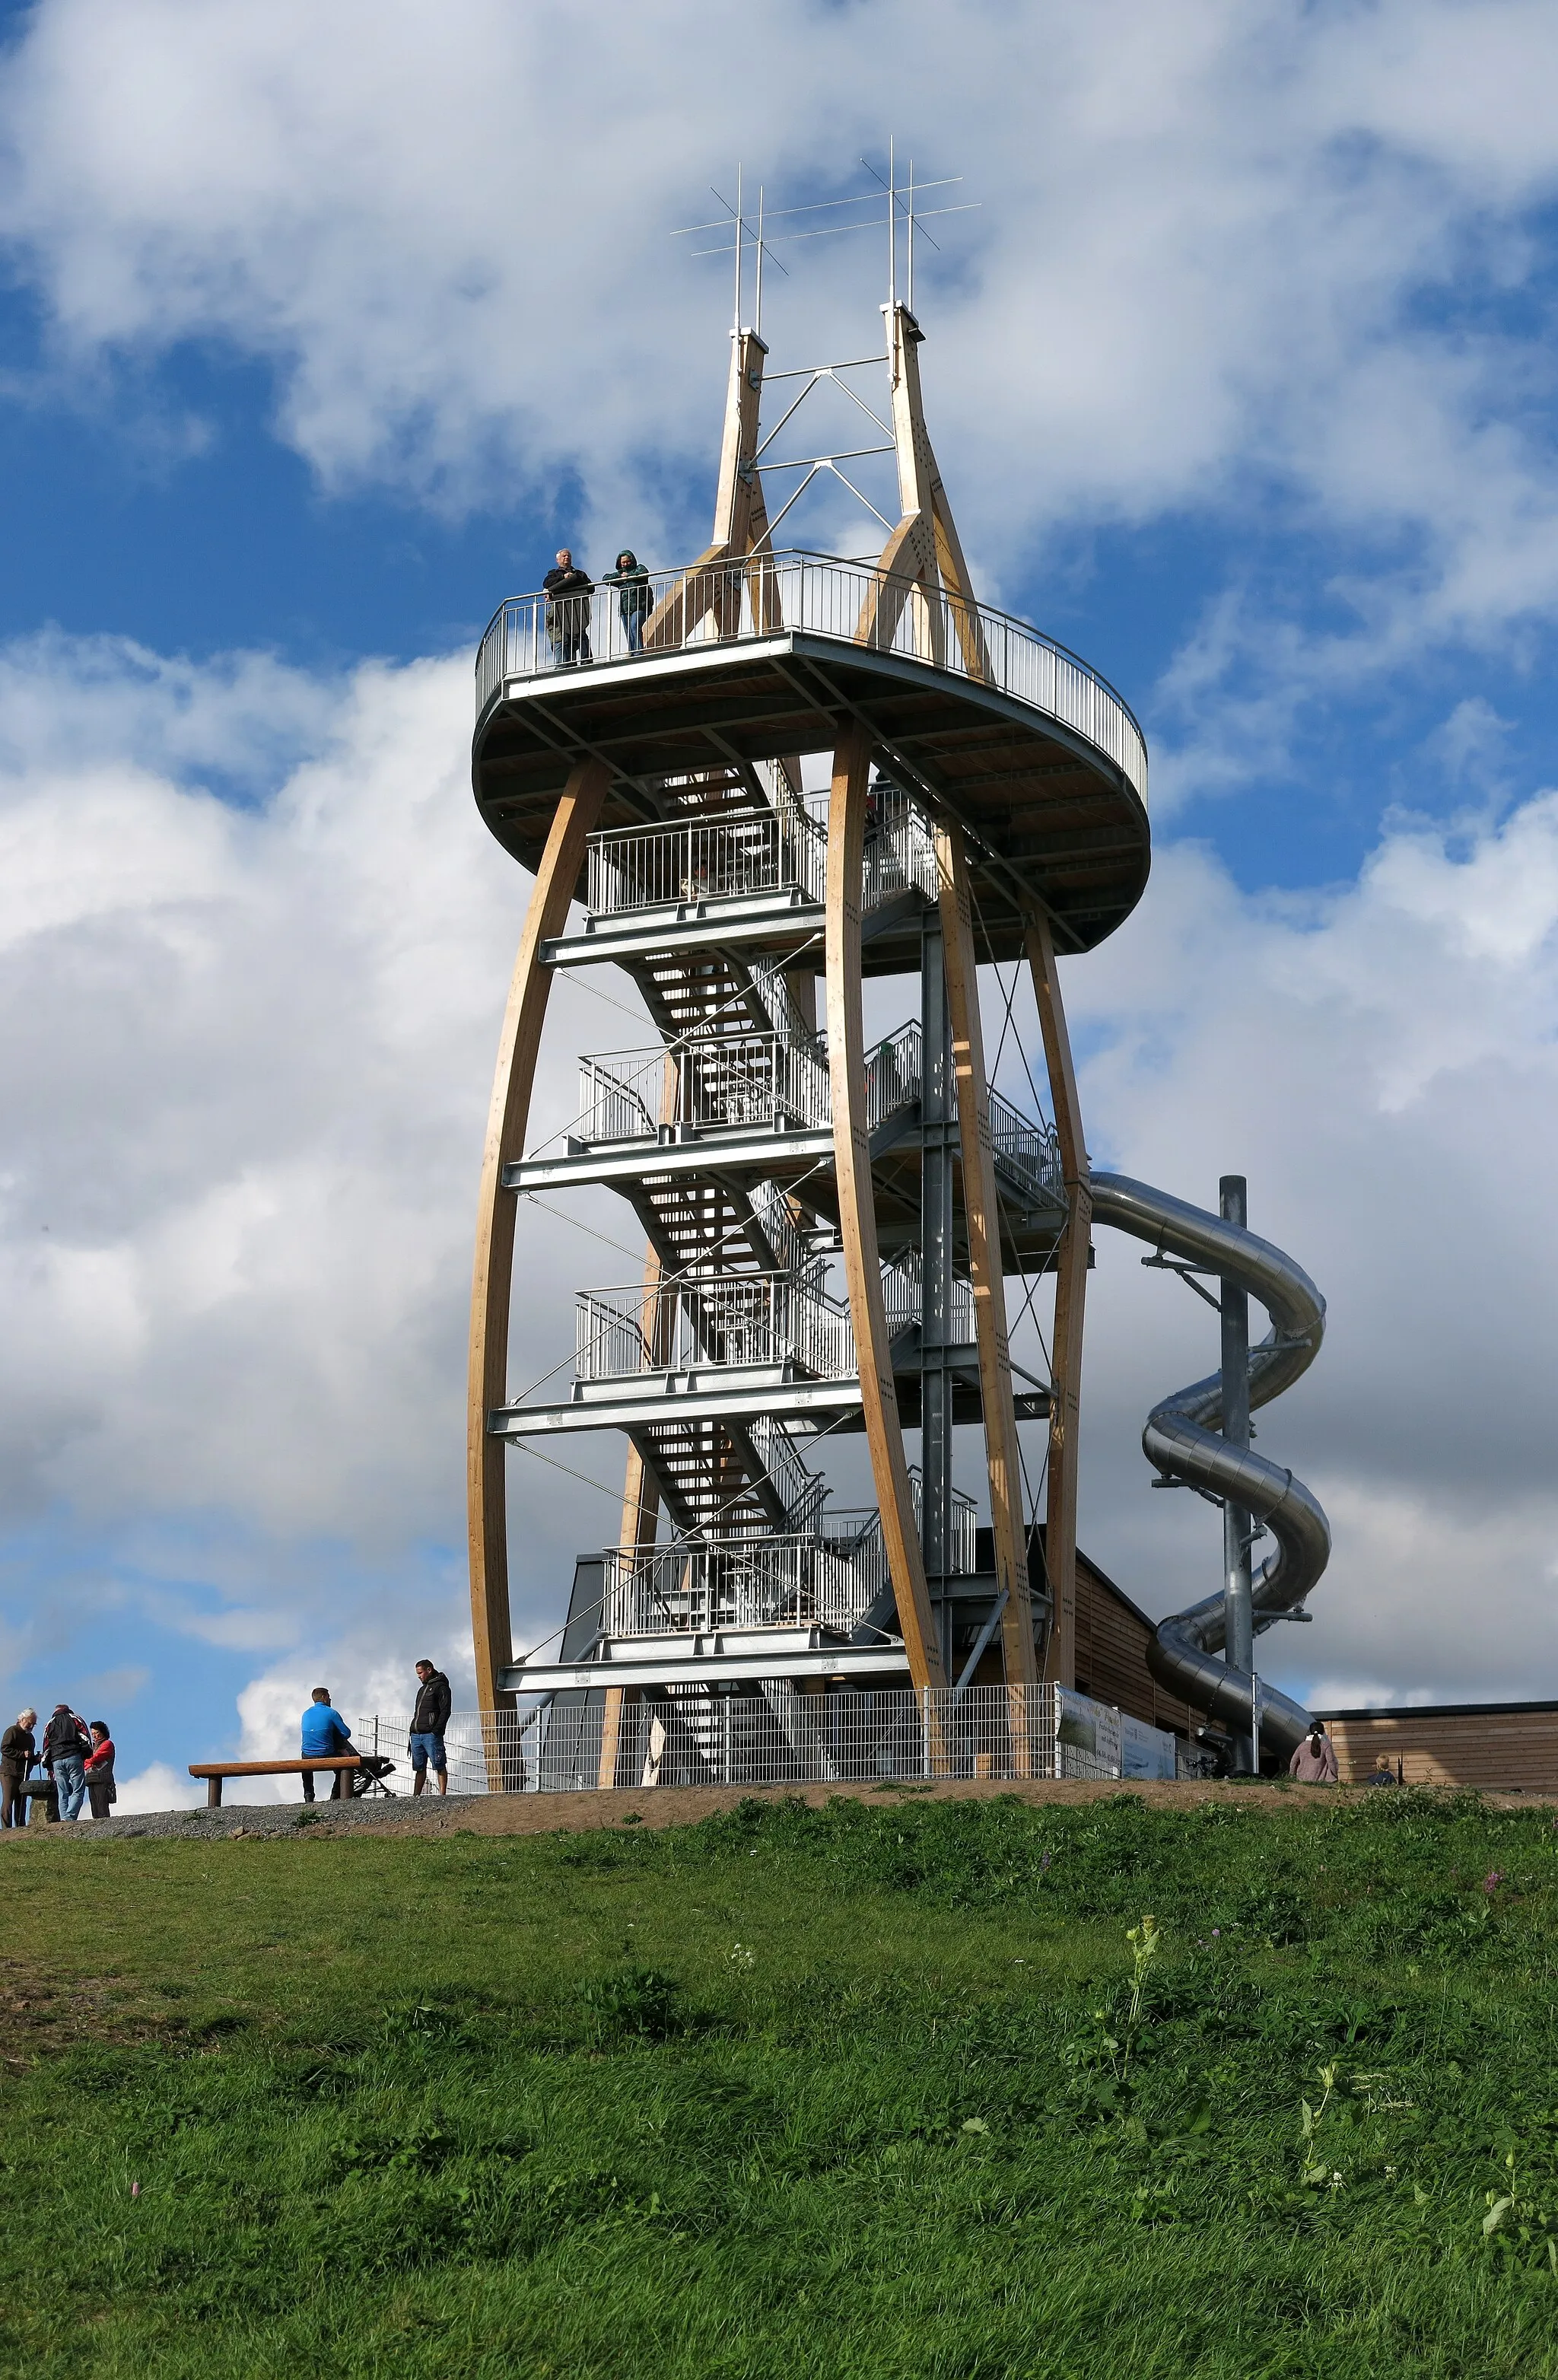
[905,1468,979,1577]
[476,550,1148,808]
[587,809,826,918]
[749,1413,825,1532]
[863,784,942,906]
[575,1020,920,1148]
[574,1269,855,1385]
[601,1523,889,1637]
[357,1685,1179,1796]
[988,1087,1064,1201]
[579,1033,831,1144]
[882,1250,977,1346]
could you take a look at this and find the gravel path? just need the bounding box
[3,1791,494,1843]
[4,1771,1517,1849]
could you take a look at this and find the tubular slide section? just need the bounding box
[1089,1174,1331,1757]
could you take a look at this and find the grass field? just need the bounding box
[5,1785,1558,2377]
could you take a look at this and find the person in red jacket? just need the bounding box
[84,1721,116,1819]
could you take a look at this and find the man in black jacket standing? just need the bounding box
[542,548,593,666]
[43,1704,91,1822]
[409,1660,452,1797]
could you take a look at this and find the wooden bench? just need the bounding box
[188,1756,374,1809]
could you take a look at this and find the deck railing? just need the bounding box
[602,1522,890,1637]
[475,550,1148,807]
[575,1269,855,1385]
[580,1032,830,1143]
[583,784,940,925]
[576,1019,921,1147]
[587,807,825,916]
[989,1087,1064,1201]
[882,1252,978,1348]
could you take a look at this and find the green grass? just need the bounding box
[6,1787,1558,2376]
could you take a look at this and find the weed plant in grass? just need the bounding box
[5,1788,1558,2377]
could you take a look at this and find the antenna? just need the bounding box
[887,136,896,313]
[672,165,977,286]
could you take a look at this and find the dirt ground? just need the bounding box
[345,1773,1556,1838]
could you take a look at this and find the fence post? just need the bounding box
[922,1685,932,1780]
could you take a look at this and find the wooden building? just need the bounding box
[1073,1545,1197,1742]
[1315,1701,1558,1792]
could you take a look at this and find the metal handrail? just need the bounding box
[587,807,826,916]
[575,1271,856,1385]
[475,549,1147,805]
[988,1085,1064,1201]
[575,1020,922,1146]
[602,1524,891,1637]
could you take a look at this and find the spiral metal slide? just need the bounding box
[1088,1174,1331,1758]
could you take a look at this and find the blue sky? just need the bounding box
[3,0,1558,1803]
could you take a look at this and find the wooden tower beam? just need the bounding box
[937,819,1038,1700]
[1025,908,1090,1691]
[825,723,946,1692]
[644,328,771,650]
[467,756,611,1724]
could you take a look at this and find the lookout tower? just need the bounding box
[463,262,1166,1784]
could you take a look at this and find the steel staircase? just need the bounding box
[609,773,830,1551]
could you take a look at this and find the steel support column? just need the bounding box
[1219,1172,1254,1770]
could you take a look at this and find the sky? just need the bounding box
[2,0,1558,1809]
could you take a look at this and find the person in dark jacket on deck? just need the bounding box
[409,1660,452,1796]
[2,1708,36,1828]
[603,550,651,652]
[542,549,593,666]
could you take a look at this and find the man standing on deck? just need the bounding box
[542,549,593,666]
[1289,1719,1339,1783]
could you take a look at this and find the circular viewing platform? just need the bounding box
[472,550,1150,956]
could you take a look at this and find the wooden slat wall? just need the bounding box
[1073,1556,1196,1741]
[1322,1711,1558,1792]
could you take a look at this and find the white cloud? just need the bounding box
[110,1758,205,1815]
[0,632,643,1716]
[3,0,1558,687]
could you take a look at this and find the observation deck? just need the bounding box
[472,550,1149,957]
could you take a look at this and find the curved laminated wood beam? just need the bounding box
[936,820,1039,1718]
[825,724,946,1694]
[643,329,770,651]
[853,511,937,660]
[468,757,611,1733]
[1024,908,1090,1691]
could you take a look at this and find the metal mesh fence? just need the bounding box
[356,1685,1186,1798]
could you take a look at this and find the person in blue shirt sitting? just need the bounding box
[300,1687,355,1803]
